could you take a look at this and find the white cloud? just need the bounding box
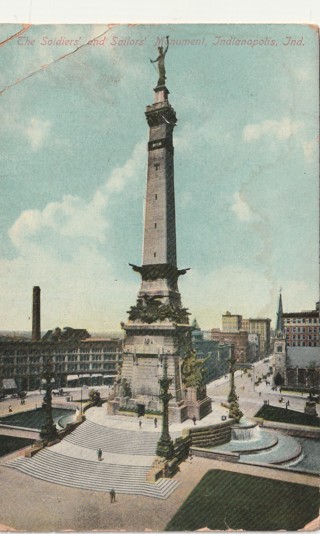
[175,120,233,154]
[180,265,273,329]
[1,141,145,331]
[25,117,51,151]
[0,241,137,332]
[9,141,145,250]
[179,266,316,331]
[303,139,318,162]
[231,191,254,222]
[242,117,301,142]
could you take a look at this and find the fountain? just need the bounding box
[207,357,305,468]
[209,416,303,466]
[231,420,261,441]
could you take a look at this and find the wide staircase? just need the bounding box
[6,418,181,499]
[63,419,180,456]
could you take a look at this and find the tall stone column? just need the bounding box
[119,79,191,422]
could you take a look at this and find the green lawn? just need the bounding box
[166,470,319,531]
[0,435,34,457]
[255,404,320,427]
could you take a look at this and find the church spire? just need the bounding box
[276,289,284,337]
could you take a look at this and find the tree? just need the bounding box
[89,389,102,406]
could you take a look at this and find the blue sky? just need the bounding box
[0,23,318,332]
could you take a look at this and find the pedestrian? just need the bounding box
[188,450,193,462]
[259,391,261,397]
[110,488,116,503]
[139,420,142,429]
[154,417,157,428]
[8,405,12,412]
[192,415,197,425]
[97,448,102,461]
[287,400,290,406]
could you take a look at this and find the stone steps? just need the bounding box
[7,448,179,499]
[64,419,179,456]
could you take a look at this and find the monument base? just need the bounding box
[183,386,212,420]
[304,400,317,416]
[108,395,189,423]
[168,401,188,423]
[106,399,120,415]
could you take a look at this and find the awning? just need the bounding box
[91,374,103,377]
[103,374,116,378]
[79,374,90,378]
[2,379,17,390]
[67,375,79,380]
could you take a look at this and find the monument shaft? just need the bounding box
[143,86,177,268]
[117,73,211,423]
[119,85,190,422]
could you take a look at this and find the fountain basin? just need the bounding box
[208,418,303,467]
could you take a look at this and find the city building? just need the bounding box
[244,318,271,356]
[191,319,231,383]
[222,312,242,332]
[283,301,320,347]
[211,328,249,363]
[0,287,122,393]
[219,311,271,358]
[272,293,320,391]
[0,333,122,392]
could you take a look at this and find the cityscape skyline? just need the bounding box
[0,24,318,331]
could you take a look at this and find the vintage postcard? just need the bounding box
[0,23,319,532]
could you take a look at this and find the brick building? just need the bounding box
[192,319,231,382]
[283,302,320,347]
[211,329,249,363]
[0,331,122,392]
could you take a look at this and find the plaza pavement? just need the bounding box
[0,452,318,532]
[0,358,319,531]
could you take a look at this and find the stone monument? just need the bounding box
[115,42,211,423]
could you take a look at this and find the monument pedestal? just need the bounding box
[169,400,188,423]
[119,322,191,423]
[183,386,212,420]
[304,399,317,416]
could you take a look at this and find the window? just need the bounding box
[155,194,157,200]
[154,252,156,258]
[154,223,157,228]
[277,346,283,352]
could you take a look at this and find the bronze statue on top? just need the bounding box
[150,36,169,86]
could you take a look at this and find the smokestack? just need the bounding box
[32,286,41,342]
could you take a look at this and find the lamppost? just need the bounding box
[228,347,243,423]
[228,347,238,404]
[156,355,175,460]
[40,358,59,442]
[80,384,83,414]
